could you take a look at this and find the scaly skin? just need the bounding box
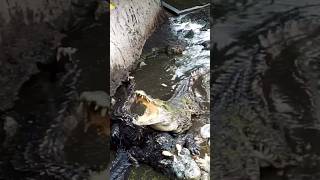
[132,67,209,134]
[213,3,320,179]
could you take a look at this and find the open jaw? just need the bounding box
[78,91,110,136]
[131,90,168,126]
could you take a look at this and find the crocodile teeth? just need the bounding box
[94,105,99,111]
[111,98,116,106]
[100,108,108,117]
[191,71,195,76]
[173,155,178,162]
[176,144,182,154]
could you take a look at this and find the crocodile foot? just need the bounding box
[162,144,201,179]
[177,133,200,156]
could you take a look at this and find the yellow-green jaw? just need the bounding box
[132,90,177,131]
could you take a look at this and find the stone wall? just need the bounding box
[110,0,164,96]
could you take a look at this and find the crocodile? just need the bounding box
[213,2,320,179]
[0,59,109,179]
[110,124,202,180]
[110,79,202,179]
[131,67,210,134]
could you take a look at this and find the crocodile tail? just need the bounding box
[110,149,133,180]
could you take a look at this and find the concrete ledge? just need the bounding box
[110,0,165,96]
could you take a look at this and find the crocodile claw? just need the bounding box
[188,144,201,156]
[185,134,201,156]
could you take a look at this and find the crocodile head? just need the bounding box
[132,90,163,125]
[79,91,110,136]
[131,90,177,131]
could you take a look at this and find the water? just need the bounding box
[133,11,210,99]
[169,15,210,77]
[128,7,210,179]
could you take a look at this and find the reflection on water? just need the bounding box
[64,22,108,169]
[169,15,210,77]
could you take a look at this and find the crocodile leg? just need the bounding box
[176,133,200,156]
